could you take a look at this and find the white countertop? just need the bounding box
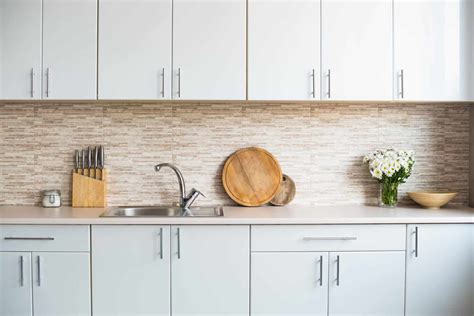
[0,204,472,225]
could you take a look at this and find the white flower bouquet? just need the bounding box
[363,148,415,207]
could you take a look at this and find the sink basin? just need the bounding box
[101,206,224,217]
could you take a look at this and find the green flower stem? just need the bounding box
[381,182,399,207]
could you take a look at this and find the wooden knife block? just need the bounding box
[72,170,107,208]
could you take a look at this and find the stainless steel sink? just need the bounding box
[101,206,224,217]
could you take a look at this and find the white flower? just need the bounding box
[363,147,415,181]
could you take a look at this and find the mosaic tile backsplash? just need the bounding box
[0,102,470,207]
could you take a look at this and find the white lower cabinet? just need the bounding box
[328,251,405,316]
[0,225,91,316]
[32,252,91,316]
[92,225,171,316]
[92,225,250,316]
[251,225,406,316]
[252,252,328,316]
[171,225,249,316]
[406,224,473,316]
[0,252,33,316]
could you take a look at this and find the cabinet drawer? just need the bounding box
[251,225,406,252]
[0,225,90,252]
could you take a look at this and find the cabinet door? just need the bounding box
[394,0,471,101]
[32,252,91,316]
[0,0,41,99]
[92,225,170,316]
[173,0,246,100]
[248,0,320,100]
[322,0,392,100]
[171,226,249,316]
[42,0,97,99]
[406,224,473,316]
[98,0,172,99]
[0,252,33,316]
[329,251,405,316]
[252,252,328,316]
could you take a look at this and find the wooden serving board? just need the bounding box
[270,174,296,206]
[222,147,282,207]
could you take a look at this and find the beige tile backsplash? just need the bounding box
[0,102,470,207]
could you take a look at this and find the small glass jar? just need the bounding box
[42,190,61,208]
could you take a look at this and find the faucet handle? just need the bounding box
[184,188,206,209]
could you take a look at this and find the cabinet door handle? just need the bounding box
[20,255,25,287]
[335,255,340,286]
[161,68,165,98]
[303,237,357,241]
[177,68,181,98]
[413,226,418,258]
[327,69,331,99]
[4,237,54,241]
[46,68,51,98]
[311,68,316,99]
[318,255,323,286]
[176,227,181,259]
[30,68,35,98]
[159,227,163,259]
[37,256,42,286]
[399,69,404,99]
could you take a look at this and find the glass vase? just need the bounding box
[380,182,399,207]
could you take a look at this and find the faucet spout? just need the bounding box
[155,163,186,207]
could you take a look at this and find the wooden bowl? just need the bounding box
[408,192,458,209]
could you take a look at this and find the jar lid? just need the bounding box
[43,189,61,196]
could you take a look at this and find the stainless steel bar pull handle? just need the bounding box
[318,255,323,286]
[327,69,331,99]
[399,69,404,99]
[161,68,165,98]
[303,237,357,241]
[37,256,42,286]
[413,226,418,257]
[30,68,35,98]
[311,68,316,99]
[177,68,181,98]
[335,255,340,286]
[46,68,51,98]
[20,255,24,286]
[4,237,54,241]
[177,227,181,259]
[159,227,164,259]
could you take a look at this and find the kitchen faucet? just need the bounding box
[154,163,205,209]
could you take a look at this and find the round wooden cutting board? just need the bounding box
[270,174,296,206]
[222,147,282,207]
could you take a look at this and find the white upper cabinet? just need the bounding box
[98,0,172,100]
[322,0,393,100]
[171,226,249,316]
[0,0,42,100]
[42,0,97,100]
[394,0,472,101]
[406,224,473,316]
[248,0,320,100]
[172,0,246,100]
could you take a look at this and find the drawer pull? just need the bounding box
[336,255,340,286]
[318,255,323,286]
[4,237,55,241]
[20,255,24,287]
[302,237,357,241]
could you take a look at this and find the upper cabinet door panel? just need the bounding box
[98,0,172,100]
[0,0,41,100]
[173,0,246,100]
[248,0,320,100]
[322,0,393,100]
[394,0,471,101]
[42,0,97,100]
